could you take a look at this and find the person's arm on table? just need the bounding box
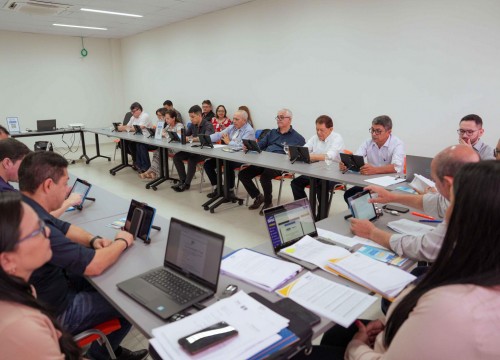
[360,163,396,175]
[366,185,424,211]
[84,230,134,276]
[350,219,392,249]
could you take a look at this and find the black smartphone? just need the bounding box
[127,207,143,240]
[178,321,238,355]
[275,298,321,326]
[383,204,409,213]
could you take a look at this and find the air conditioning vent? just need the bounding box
[3,0,71,16]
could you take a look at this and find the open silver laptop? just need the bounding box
[406,155,433,182]
[117,217,225,320]
[263,198,334,270]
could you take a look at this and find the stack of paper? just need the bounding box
[409,174,435,193]
[276,272,377,327]
[317,228,389,250]
[221,248,302,291]
[364,176,406,187]
[278,235,350,271]
[150,291,291,359]
[387,219,434,236]
[326,253,416,300]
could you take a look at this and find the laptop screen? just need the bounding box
[37,119,56,132]
[406,155,433,182]
[164,218,224,291]
[264,198,317,252]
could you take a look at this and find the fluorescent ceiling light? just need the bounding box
[81,8,143,18]
[53,24,108,30]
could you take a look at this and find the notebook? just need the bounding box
[263,198,327,270]
[405,155,433,182]
[117,217,225,320]
[36,119,57,132]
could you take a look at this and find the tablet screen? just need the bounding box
[67,179,91,210]
[348,190,377,221]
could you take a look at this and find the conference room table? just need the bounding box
[12,128,111,164]
[85,128,393,220]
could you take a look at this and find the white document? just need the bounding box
[276,272,376,328]
[409,174,436,193]
[327,253,416,299]
[213,144,226,148]
[279,235,350,270]
[151,291,289,360]
[221,248,302,291]
[364,176,406,187]
[155,121,164,140]
[317,229,389,250]
[387,219,434,236]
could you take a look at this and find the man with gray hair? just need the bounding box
[204,110,256,199]
[238,108,305,214]
[350,144,480,262]
[341,115,405,203]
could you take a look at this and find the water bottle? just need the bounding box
[181,128,186,144]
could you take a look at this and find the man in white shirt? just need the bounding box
[341,115,405,203]
[350,144,479,262]
[118,102,152,172]
[457,114,495,160]
[290,115,344,213]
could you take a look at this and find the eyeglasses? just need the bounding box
[369,128,384,135]
[275,116,291,121]
[18,219,48,243]
[457,129,479,136]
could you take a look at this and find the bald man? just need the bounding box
[350,145,480,262]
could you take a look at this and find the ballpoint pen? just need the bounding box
[411,211,435,220]
[419,219,442,223]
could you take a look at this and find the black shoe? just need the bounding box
[174,183,190,192]
[171,181,183,189]
[248,194,264,210]
[207,190,218,198]
[115,346,148,360]
[259,202,274,215]
[131,164,139,172]
[228,190,238,201]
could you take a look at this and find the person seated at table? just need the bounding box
[290,115,344,212]
[117,102,152,172]
[238,105,254,128]
[0,125,10,139]
[135,107,166,175]
[341,115,405,203]
[204,110,255,199]
[238,108,305,215]
[140,109,184,180]
[211,105,232,132]
[350,145,479,262]
[457,114,495,160]
[0,192,82,359]
[0,139,86,217]
[297,160,500,360]
[172,105,214,192]
[163,99,184,124]
[18,151,148,360]
[201,99,215,124]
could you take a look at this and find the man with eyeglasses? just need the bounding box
[340,115,405,203]
[457,114,495,160]
[117,102,152,172]
[238,108,305,215]
[19,151,148,360]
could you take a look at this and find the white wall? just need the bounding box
[120,0,500,157]
[0,30,122,149]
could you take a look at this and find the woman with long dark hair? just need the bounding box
[300,161,500,359]
[0,192,81,359]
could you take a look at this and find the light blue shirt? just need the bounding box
[210,122,255,147]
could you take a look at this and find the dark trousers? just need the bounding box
[238,165,282,203]
[344,186,364,204]
[173,151,207,185]
[58,277,131,360]
[125,140,137,163]
[291,175,337,207]
[204,158,242,189]
[136,143,157,171]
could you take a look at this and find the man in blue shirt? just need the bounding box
[238,108,305,215]
[19,151,148,360]
[0,138,30,192]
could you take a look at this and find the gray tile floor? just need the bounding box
[68,143,382,356]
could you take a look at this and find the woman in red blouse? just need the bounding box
[211,105,232,132]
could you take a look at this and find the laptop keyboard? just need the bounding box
[141,269,206,304]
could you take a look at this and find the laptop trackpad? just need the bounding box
[131,285,164,304]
